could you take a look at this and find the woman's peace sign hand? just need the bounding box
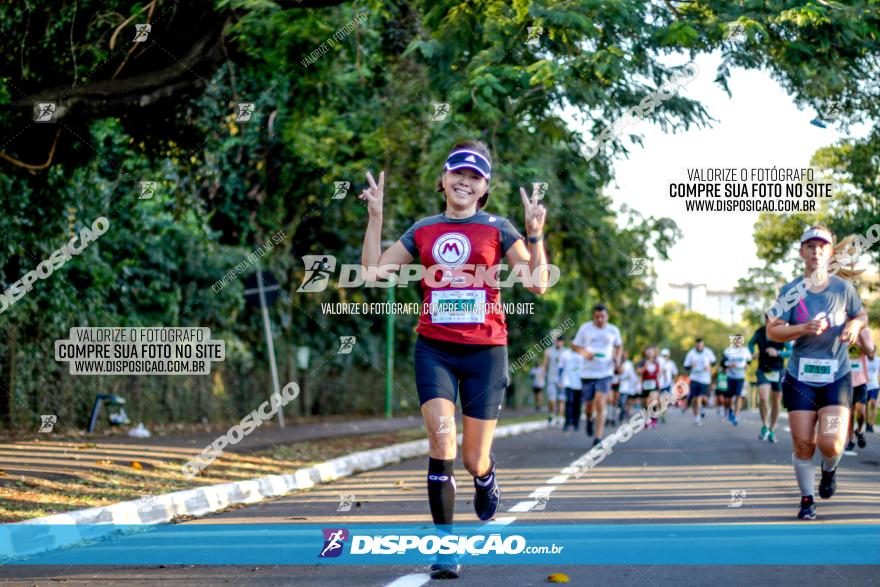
[519,185,547,237]
[358,171,385,219]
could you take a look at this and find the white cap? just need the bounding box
[800,227,833,244]
[660,348,670,356]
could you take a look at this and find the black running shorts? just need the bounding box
[782,373,853,411]
[853,384,868,406]
[414,335,509,420]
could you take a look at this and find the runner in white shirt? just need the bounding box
[720,337,752,426]
[658,348,678,425]
[572,304,623,447]
[558,339,585,431]
[683,339,717,426]
[542,338,566,427]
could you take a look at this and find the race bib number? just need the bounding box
[798,358,836,384]
[642,379,657,391]
[430,290,486,324]
[763,371,781,383]
[851,361,863,373]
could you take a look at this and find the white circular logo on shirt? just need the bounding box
[432,233,471,268]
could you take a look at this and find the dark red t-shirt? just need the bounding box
[400,210,523,345]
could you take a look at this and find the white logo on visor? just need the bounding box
[432,233,471,269]
[465,155,476,162]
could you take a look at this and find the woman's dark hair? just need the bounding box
[436,139,492,210]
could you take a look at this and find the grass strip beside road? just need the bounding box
[0,415,544,522]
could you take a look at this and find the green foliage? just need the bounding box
[1,0,879,428]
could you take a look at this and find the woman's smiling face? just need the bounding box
[442,167,487,209]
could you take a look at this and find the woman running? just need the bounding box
[766,226,868,520]
[359,139,548,578]
[636,346,661,429]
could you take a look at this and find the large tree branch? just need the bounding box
[7,25,226,123]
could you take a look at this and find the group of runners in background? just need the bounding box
[533,305,878,453]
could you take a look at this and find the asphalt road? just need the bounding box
[4,408,879,586]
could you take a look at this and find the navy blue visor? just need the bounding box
[444,150,491,179]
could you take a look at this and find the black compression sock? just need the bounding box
[427,458,456,525]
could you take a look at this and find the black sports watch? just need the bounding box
[526,233,543,244]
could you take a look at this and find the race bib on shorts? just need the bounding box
[642,380,657,391]
[430,290,486,324]
[763,371,780,383]
[798,358,836,384]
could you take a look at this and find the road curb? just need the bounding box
[3,419,547,561]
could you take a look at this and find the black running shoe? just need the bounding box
[592,437,601,448]
[867,424,875,433]
[473,462,501,521]
[430,561,461,580]
[586,418,594,437]
[846,440,855,451]
[797,496,817,520]
[818,467,837,499]
[857,432,866,448]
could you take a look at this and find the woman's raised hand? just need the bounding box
[359,171,385,219]
[519,185,547,237]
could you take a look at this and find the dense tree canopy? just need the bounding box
[1,1,878,429]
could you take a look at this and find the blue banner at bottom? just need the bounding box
[2,524,878,565]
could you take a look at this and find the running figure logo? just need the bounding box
[38,415,57,433]
[532,182,548,201]
[332,181,350,200]
[724,22,745,41]
[526,26,543,45]
[297,255,337,292]
[34,102,57,123]
[431,102,451,123]
[337,493,355,512]
[318,528,349,558]
[728,489,747,508]
[337,336,356,355]
[530,488,551,511]
[823,414,842,435]
[140,181,157,200]
[133,24,151,42]
[136,495,159,513]
[727,335,745,354]
[822,101,842,121]
[629,257,648,276]
[236,103,255,122]
[437,415,454,434]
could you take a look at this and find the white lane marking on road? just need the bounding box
[385,574,431,587]
[508,501,539,512]
[487,516,516,526]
